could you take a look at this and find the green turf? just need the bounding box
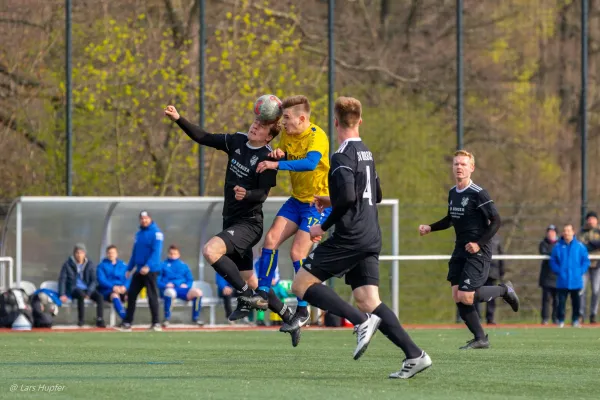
[0,328,598,399]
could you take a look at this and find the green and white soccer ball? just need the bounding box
[253,94,283,122]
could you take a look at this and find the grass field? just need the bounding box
[0,327,599,399]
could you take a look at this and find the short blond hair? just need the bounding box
[454,150,475,166]
[334,96,362,128]
[282,95,310,115]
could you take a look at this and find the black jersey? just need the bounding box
[447,181,498,258]
[322,138,382,253]
[176,118,276,222]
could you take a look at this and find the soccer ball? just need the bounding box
[253,94,283,122]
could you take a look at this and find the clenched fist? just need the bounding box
[234,185,246,201]
[418,225,431,236]
[164,105,180,121]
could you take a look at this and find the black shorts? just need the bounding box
[216,217,263,271]
[303,239,379,290]
[448,255,490,291]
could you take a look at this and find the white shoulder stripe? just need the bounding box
[477,200,493,208]
[331,166,353,175]
[471,186,482,192]
[335,142,349,154]
[471,183,483,190]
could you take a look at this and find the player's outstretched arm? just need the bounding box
[165,105,228,151]
[257,151,322,173]
[277,151,322,172]
[279,127,328,172]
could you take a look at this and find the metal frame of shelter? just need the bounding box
[0,196,401,316]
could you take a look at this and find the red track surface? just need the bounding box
[2,323,599,333]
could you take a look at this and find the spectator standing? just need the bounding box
[539,225,559,325]
[550,224,590,327]
[121,211,164,332]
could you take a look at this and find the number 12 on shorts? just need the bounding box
[363,165,373,206]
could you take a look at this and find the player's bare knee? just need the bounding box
[355,298,380,313]
[458,291,475,305]
[110,292,119,300]
[353,287,381,313]
[290,247,306,263]
[264,228,281,250]
[202,243,215,263]
[203,241,224,264]
[189,288,202,298]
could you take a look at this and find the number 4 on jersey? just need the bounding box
[363,165,373,206]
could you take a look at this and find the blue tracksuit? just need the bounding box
[158,258,194,299]
[550,237,590,290]
[97,258,130,299]
[159,258,201,321]
[128,222,164,273]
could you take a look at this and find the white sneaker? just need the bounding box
[148,323,162,332]
[389,351,432,379]
[352,314,381,360]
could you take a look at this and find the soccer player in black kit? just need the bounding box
[284,97,432,379]
[164,104,281,321]
[419,150,520,349]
